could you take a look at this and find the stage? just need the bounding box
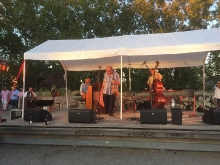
[0,108,220,152]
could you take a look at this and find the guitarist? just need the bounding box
[101,66,120,116]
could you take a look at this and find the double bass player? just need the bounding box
[147,62,164,108]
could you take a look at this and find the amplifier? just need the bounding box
[24,108,52,122]
[171,107,182,125]
[140,109,167,124]
[68,109,96,123]
[203,109,220,125]
[10,109,22,120]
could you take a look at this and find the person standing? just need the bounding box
[101,66,120,116]
[0,87,10,111]
[147,68,163,108]
[214,81,220,108]
[9,86,19,109]
[17,88,24,108]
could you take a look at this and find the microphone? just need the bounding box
[143,60,146,65]
[99,66,101,69]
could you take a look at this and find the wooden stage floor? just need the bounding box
[1,108,220,152]
[0,108,219,131]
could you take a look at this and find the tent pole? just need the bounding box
[22,60,26,119]
[65,70,68,109]
[120,55,123,120]
[203,53,209,106]
[129,63,131,90]
[203,62,205,106]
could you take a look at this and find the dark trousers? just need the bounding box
[9,99,18,109]
[217,99,220,108]
[103,94,116,115]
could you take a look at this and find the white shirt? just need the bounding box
[24,91,37,97]
[214,87,220,99]
[102,71,120,95]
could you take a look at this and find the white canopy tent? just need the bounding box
[23,28,220,119]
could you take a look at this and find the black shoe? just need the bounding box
[104,112,109,114]
[109,114,114,116]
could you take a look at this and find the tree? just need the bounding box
[0,0,219,92]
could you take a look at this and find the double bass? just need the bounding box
[152,61,165,109]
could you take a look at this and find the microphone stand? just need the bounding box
[96,66,104,120]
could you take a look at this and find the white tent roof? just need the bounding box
[24,28,220,71]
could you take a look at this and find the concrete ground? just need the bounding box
[0,144,220,165]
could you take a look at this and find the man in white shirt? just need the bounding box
[24,87,37,108]
[214,81,220,108]
[101,66,120,116]
[24,87,37,98]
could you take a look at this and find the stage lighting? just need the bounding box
[0,63,9,72]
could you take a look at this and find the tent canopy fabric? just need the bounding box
[24,28,220,71]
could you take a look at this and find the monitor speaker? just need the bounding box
[171,107,182,125]
[202,109,220,125]
[140,109,167,124]
[24,108,52,122]
[68,109,96,123]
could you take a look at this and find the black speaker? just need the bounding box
[140,109,167,124]
[171,107,182,125]
[24,108,52,122]
[138,100,152,110]
[68,109,96,123]
[202,109,220,125]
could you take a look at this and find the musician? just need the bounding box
[24,87,37,108]
[101,66,120,116]
[80,78,91,98]
[147,69,162,89]
[24,87,37,98]
[147,68,163,106]
[214,81,220,108]
[0,87,10,111]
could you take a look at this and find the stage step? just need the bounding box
[1,126,220,152]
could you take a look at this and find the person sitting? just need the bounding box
[80,78,91,99]
[24,87,37,108]
[214,81,220,108]
[24,87,37,98]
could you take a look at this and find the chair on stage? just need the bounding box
[51,89,61,111]
[179,89,196,116]
[122,90,137,112]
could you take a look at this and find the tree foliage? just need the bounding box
[0,0,219,92]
